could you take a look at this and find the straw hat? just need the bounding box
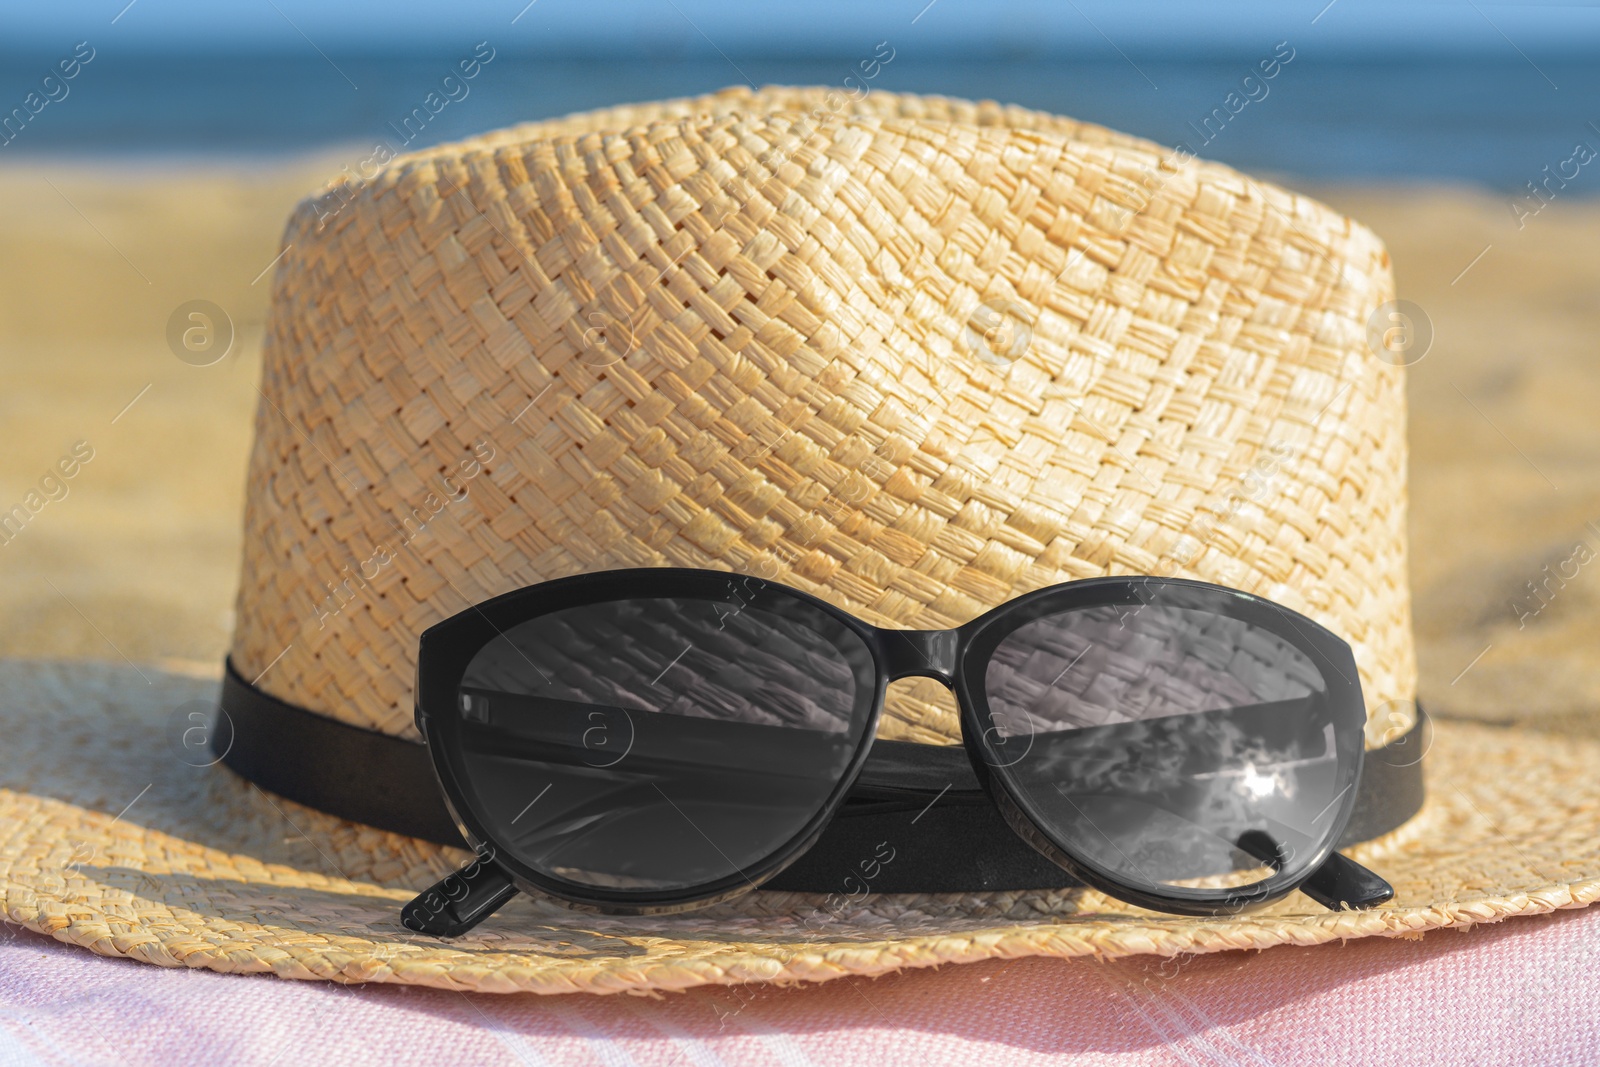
[4,86,1597,995]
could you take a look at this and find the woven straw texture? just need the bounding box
[228,86,1415,751]
[2,661,1597,995]
[3,89,1596,997]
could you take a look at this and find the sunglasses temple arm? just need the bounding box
[401,856,519,937]
[1237,831,1393,911]
[1301,851,1394,911]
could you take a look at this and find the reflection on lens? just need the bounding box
[456,593,874,892]
[983,594,1360,891]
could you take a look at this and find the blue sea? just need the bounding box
[1,46,1597,192]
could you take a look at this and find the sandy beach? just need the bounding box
[1,155,1596,735]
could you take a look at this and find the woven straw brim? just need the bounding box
[2,660,1597,995]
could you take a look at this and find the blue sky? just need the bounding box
[8,0,1600,54]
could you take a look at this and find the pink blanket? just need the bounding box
[2,906,1596,1065]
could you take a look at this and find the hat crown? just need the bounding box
[230,87,1413,747]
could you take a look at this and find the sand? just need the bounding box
[0,154,1595,734]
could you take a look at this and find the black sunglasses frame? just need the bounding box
[412,567,1376,924]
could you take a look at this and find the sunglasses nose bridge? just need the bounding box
[878,628,960,686]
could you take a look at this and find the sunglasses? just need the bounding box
[400,568,1395,935]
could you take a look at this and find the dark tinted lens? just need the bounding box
[982,591,1360,892]
[455,591,874,892]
